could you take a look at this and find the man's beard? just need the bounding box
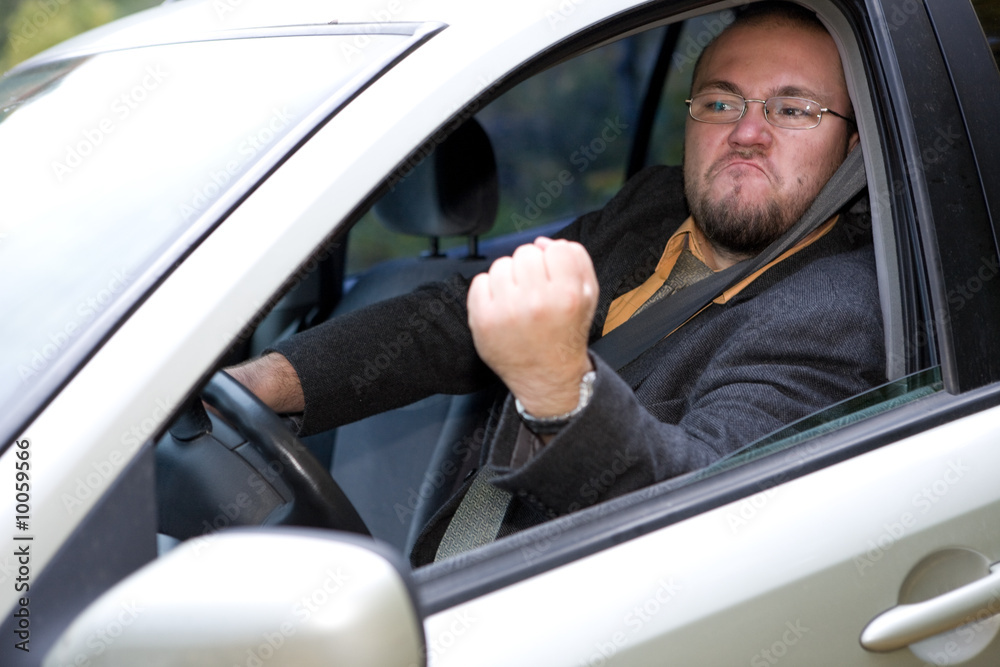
[684,147,839,258]
[688,188,795,257]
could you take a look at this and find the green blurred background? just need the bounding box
[0,0,160,73]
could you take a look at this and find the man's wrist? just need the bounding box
[511,354,596,416]
[515,367,596,435]
[227,353,305,414]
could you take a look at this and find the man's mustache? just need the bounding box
[706,149,776,183]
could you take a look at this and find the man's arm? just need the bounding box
[232,236,598,434]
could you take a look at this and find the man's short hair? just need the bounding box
[691,1,829,90]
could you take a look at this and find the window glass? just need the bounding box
[0,31,416,438]
[692,367,943,483]
[478,29,662,237]
[646,10,738,167]
[346,27,669,275]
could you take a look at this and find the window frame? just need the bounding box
[407,0,1000,613]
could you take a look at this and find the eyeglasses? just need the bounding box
[685,92,855,130]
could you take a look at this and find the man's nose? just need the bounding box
[728,99,772,147]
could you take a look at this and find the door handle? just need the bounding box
[861,564,1000,652]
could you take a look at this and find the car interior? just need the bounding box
[154,1,944,581]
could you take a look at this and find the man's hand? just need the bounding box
[468,237,598,418]
[225,352,305,414]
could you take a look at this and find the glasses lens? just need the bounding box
[688,93,745,123]
[765,97,822,129]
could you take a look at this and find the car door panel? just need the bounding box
[425,399,1000,665]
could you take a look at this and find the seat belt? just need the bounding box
[591,146,866,371]
[433,466,509,561]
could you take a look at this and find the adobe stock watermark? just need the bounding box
[423,610,476,666]
[338,0,413,64]
[197,440,318,537]
[348,274,466,394]
[517,448,640,565]
[7,0,71,55]
[582,578,683,666]
[849,123,962,245]
[198,465,285,536]
[217,233,345,356]
[51,66,169,182]
[232,567,351,667]
[670,10,737,72]
[51,601,144,667]
[386,73,503,195]
[947,255,999,312]
[0,553,17,586]
[509,511,587,567]
[726,487,780,534]
[17,268,134,383]
[213,0,249,20]
[61,397,171,513]
[394,427,487,525]
[854,460,969,575]
[750,620,811,666]
[886,0,922,33]
[929,587,1000,665]
[179,106,296,222]
[545,0,588,29]
[725,443,825,534]
[511,116,629,232]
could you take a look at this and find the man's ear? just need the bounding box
[848,129,860,152]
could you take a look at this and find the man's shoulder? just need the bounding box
[747,228,880,315]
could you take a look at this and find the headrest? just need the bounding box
[374,118,499,238]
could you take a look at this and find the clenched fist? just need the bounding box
[467,237,599,419]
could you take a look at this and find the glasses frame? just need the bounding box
[684,93,856,130]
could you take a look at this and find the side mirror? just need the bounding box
[43,529,425,666]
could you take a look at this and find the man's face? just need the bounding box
[683,21,859,258]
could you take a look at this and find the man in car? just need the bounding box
[229,2,884,564]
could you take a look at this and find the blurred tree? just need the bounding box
[0,0,160,73]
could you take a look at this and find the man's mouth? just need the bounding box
[715,158,769,179]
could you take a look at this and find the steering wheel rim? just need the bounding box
[201,370,370,536]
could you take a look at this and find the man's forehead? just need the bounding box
[694,78,827,101]
[692,23,845,99]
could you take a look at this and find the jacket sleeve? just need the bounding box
[267,273,494,436]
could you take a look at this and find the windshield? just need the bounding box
[0,25,436,447]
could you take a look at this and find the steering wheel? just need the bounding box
[200,370,370,536]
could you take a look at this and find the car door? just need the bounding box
[412,1,1000,664]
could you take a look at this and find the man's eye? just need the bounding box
[774,101,813,117]
[778,106,808,117]
[705,100,736,113]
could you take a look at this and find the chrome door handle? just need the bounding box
[861,565,1000,652]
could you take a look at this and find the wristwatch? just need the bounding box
[515,370,597,435]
